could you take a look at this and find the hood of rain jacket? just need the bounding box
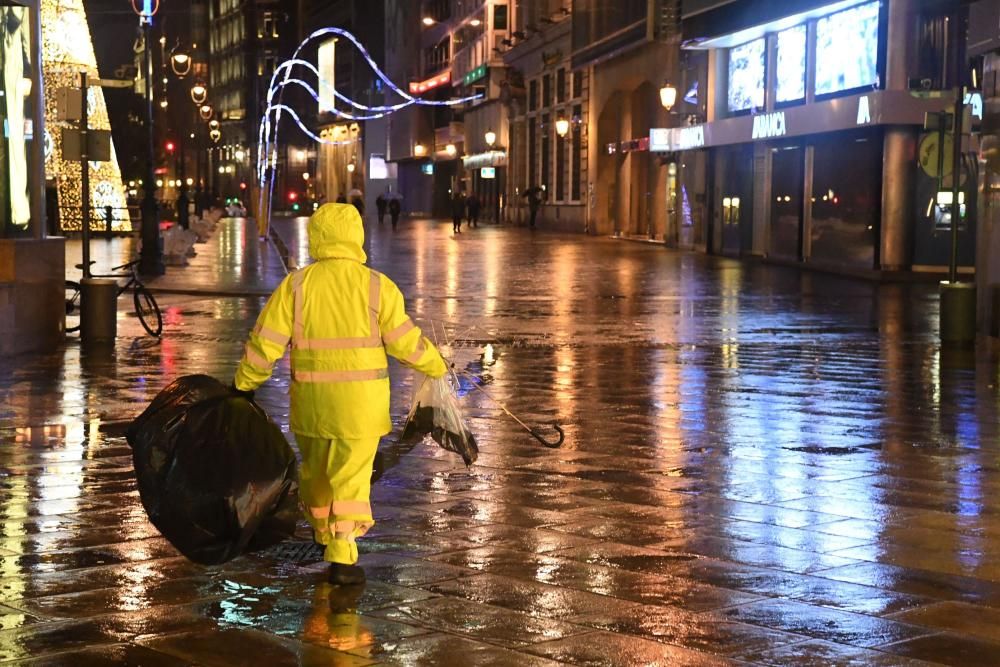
[308,203,367,263]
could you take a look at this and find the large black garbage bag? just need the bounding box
[126,374,299,565]
[400,376,478,465]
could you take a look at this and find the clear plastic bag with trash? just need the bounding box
[399,375,478,465]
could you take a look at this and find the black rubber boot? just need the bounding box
[328,563,366,586]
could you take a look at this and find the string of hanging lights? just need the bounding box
[255,27,484,233]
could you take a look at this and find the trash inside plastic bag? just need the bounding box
[126,374,299,565]
[400,376,478,465]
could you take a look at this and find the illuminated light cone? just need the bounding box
[41,0,131,232]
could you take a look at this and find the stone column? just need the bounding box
[880,128,916,271]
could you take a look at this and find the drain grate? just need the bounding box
[255,540,325,563]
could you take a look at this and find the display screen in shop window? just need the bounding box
[775,25,806,103]
[815,1,880,96]
[728,38,765,113]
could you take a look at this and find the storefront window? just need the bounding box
[769,144,803,260]
[1,6,35,238]
[809,131,880,268]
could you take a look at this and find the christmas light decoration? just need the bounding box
[42,0,130,232]
[256,27,485,234]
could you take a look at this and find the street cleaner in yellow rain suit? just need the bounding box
[233,203,447,585]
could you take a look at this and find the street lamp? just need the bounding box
[135,0,165,275]
[445,143,457,156]
[659,83,677,111]
[190,83,207,104]
[484,129,496,147]
[347,162,356,173]
[170,49,191,77]
[422,16,435,26]
[555,118,570,137]
[414,143,427,156]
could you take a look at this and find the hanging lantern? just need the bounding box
[209,129,221,142]
[170,48,191,77]
[208,119,220,130]
[190,83,208,104]
[199,104,213,120]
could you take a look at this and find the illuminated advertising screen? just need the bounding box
[318,39,336,112]
[728,38,765,113]
[776,25,806,103]
[815,1,880,96]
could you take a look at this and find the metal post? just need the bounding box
[105,205,113,236]
[178,141,189,229]
[138,20,164,276]
[949,89,965,283]
[80,71,91,279]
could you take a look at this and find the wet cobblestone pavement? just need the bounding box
[4,217,1000,664]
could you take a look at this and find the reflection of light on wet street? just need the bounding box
[2,218,999,664]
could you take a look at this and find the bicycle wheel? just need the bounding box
[133,285,163,337]
[65,280,82,333]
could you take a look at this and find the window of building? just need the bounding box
[493,4,508,31]
[572,70,583,98]
[529,79,538,111]
[557,68,566,103]
[543,74,552,107]
[571,103,582,201]
[809,130,879,268]
[260,11,278,39]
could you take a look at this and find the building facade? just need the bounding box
[386,0,518,219]
[655,0,976,274]
[207,0,298,201]
[502,2,590,231]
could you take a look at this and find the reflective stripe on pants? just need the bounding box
[296,433,379,565]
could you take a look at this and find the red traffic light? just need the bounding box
[165,141,175,153]
[239,182,247,190]
[287,191,298,202]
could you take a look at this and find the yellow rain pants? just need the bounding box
[297,434,379,564]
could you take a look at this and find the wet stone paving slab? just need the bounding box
[3,217,1000,664]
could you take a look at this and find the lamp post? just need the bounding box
[485,130,499,224]
[136,0,164,276]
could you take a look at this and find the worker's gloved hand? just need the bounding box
[229,383,255,401]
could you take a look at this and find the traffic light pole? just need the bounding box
[138,19,164,277]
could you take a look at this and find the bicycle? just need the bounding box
[65,260,163,337]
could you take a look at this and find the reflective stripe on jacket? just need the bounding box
[235,203,447,438]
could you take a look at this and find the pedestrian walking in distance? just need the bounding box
[375,192,387,226]
[466,192,481,229]
[524,186,544,229]
[232,203,447,586]
[451,189,466,234]
[388,197,401,231]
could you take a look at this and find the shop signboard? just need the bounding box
[481,167,496,179]
[650,90,954,153]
